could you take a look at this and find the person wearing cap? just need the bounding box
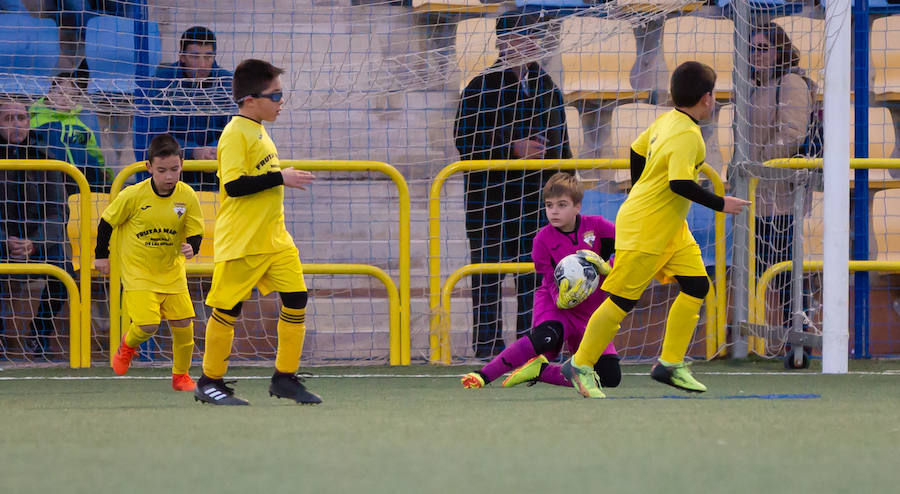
[135,26,235,191]
[454,10,572,359]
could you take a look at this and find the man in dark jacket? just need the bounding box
[454,10,572,358]
[134,26,234,191]
[0,98,71,358]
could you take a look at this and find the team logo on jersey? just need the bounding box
[583,230,595,247]
[173,203,186,218]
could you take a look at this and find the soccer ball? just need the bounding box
[553,253,600,307]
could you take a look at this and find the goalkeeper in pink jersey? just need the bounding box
[461,173,620,389]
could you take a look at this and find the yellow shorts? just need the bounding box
[205,248,307,310]
[601,231,707,300]
[125,290,195,327]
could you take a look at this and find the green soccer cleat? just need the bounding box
[502,355,548,388]
[461,372,485,389]
[560,358,605,398]
[650,360,707,393]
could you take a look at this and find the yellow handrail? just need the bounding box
[754,260,900,339]
[438,263,719,364]
[110,160,410,365]
[764,158,900,169]
[185,262,403,365]
[0,159,92,368]
[749,158,900,355]
[428,159,727,363]
[0,263,81,367]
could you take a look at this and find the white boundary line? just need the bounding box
[0,370,898,381]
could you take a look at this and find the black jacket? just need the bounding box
[0,132,69,267]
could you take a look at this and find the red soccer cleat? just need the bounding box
[112,338,137,376]
[172,373,196,392]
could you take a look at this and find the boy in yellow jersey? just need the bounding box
[96,134,204,392]
[561,61,751,398]
[194,58,320,406]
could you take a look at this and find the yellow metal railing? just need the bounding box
[437,263,719,364]
[428,159,727,363]
[749,158,900,354]
[754,260,900,340]
[0,159,92,368]
[109,160,411,366]
[182,263,403,364]
[0,264,81,367]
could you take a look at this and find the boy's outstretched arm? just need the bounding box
[223,168,314,196]
[669,180,750,214]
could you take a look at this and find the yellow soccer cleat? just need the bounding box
[502,355,549,387]
[650,360,707,393]
[461,372,485,389]
[560,358,605,398]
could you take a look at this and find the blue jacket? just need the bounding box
[134,61,234,190]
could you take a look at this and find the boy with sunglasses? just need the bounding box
[194,59,321,406]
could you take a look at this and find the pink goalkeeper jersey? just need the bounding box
[531,214,616,321]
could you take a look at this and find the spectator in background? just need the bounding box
[135,26,234,191]
[30,71,113,192]
[454,10,571,358]
[748,23,815,363]
[0,98,70,357]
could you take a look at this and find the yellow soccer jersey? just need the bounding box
[214,115,294,262]
[615,109,706,254]
[102,179,203,293]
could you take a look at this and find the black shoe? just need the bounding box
[193,376,250,405]
[269,372,322,405]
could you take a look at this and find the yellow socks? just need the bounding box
[124,324,153,348]
[170,322,194,376]
[573,298,627,368]
[275,306,306,374]
[202,309,237,379]
[660,292,704,364]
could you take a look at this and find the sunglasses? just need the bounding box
[750,44,773,53]
[236,91,284,103]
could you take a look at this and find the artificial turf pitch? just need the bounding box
[1,359,898,494]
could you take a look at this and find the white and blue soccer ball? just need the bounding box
[553,252,600,305]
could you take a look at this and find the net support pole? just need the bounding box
[729,0,755,358]
[851,0,872,358]
[822,0,852,374]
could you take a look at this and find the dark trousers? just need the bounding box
[465,171,548,357]
[28,276,66,355]
[755,215,804,331]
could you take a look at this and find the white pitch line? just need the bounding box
[0,370,898,381]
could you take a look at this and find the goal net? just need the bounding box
[2,0,896,367]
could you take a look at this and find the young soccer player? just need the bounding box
[194,58,320,406]
[95,134,203,392]
[561,61,750,398]
[461,172,620,390]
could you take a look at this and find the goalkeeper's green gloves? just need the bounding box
[577,249,612,276]
[557,277,588,309]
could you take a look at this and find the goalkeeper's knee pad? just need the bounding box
[528,320,564,355]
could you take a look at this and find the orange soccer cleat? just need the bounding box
[112,338,137,376]
[172,373,196,392]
